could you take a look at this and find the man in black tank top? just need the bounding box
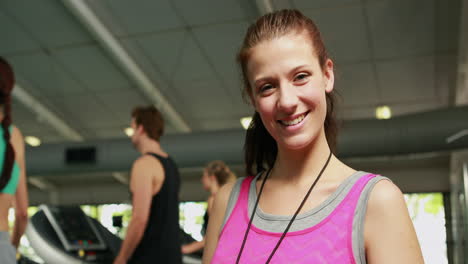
[114,106,182,264]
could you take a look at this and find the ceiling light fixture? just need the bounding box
[240,117,253,130]
[124,127,134,137]
[376,106,392,120]
[25,136,41,147]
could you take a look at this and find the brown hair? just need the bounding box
[238,9,338,175]
[0,57,16,190]
[205,160,236,186]
[131,106,164,141]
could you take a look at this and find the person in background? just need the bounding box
[181,160,236,256]
[114,106,181,264]
[0,57,29,264]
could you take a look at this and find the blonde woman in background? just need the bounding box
[181,160,236,256]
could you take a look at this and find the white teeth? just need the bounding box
[280,114,306,126]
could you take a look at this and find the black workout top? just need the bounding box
[128,153,182,264]
[201,210,209,236]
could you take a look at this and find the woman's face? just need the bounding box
[246,33,334,151]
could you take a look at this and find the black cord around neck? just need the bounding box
[236,151,333,264]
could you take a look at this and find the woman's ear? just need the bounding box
[209,174,217,185]
[324,59,334,93]
[136,124,144,135]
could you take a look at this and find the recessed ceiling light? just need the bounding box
[376,106,392,120]
[124,127,134,137]
[25,136,41,147]
[240,117,252,130]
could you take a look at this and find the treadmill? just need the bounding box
[26,205,121,264]
[26,204,201,264]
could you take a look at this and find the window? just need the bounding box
[404,193,447,264]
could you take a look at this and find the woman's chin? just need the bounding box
[278,135,315,151]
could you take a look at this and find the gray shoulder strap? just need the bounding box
[220,177,245,230]
[353,175,392,264]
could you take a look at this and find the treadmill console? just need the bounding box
[40,205,106,251]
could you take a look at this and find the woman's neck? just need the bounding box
[271,129,334,184]
[210,183,220,196]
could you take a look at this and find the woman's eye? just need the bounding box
[294,73,309,82]
[260,83,273,92]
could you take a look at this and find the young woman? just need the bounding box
[0,57,29,264]
[182,160,236,256]
[203,10,423,263]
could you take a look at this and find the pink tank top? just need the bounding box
[211,173,376,263]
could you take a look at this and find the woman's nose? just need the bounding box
[277,84,298,114]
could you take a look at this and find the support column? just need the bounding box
[449,0,468,262]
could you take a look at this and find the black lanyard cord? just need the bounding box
[235,168,271,264]
[236,151,333,264]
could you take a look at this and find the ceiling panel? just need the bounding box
[293,0,360,9]
[192,21,248,93]
[135,32,217,90]
[2,0,93,49]
[103,0,183,35]
[83,0,127,37]
[12,100,51,134]
[54,95,122,129]
[367,0,435,59]
[118,38,186,109]
[192,22,248,105]
[134,30,187,83]
[302,5,371,64]
[171,36,219,83]
[0,11,39,54]
[46,95,94,129]
[338,62,379,107]
[10,82,85,141]
[96,88,151,122]
[174,79,234,121]
[12,101,69,143]
[53,45,131,91]
[172,0,246,26]
[377,56,436,103]
[434,0,460,53]
[8,52,87,97]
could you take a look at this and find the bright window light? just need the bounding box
[124,127,134,137]
[404,193,447,264]
[376,105,392,120]
[240,117,252,130]
[25,136,41,147]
